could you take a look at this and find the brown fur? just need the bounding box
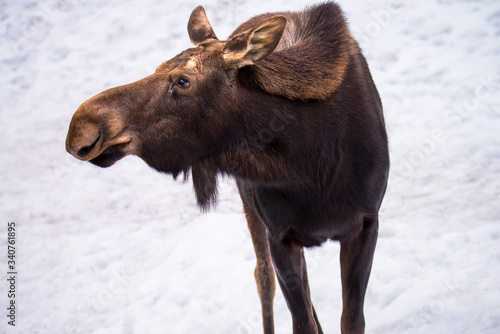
[188,6,218,44]
[231,5,356,100]
[66,3,389,334]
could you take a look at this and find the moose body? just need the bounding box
[66,3,389,333]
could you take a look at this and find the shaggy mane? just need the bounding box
[232,2,357,101]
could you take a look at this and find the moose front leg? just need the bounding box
[242,202,276,334]
[339,215,378,334]
[267,237,319,334]
[300,250,324,334]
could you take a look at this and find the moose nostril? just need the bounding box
[77,133,100,158]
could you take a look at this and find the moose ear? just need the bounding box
[188,6,218,45]
[223,16,286,68]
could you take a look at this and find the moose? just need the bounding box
[66,2,389,333]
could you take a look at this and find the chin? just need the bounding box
[89,144,128,168]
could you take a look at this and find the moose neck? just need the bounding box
[224,89,312,180]
[190,86,340,210]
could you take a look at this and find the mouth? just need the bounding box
[89,141,131,168]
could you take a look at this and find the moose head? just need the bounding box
[66,7,286,178]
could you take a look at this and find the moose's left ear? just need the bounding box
[188,6,218,45]
[223,16,287,68]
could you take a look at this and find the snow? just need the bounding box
[1,0,500,333]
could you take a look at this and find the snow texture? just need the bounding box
[1,0,500,333]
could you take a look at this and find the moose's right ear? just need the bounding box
[188,6,218,45]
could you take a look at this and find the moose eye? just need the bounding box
[176,78,190,88]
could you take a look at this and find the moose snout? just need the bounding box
[66,131,101,160]
[66,98,135,166]
[65,117,102,161]
[76,133,100,158]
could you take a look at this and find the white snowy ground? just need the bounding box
[1,0,500,333]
